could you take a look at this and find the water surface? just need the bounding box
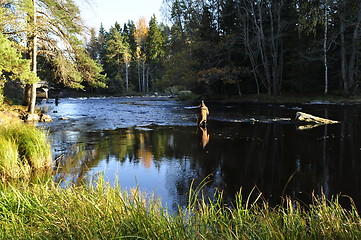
[39,97,361,210]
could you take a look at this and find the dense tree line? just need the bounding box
[2,0,361,105]
[162,0,361,96]
[86,16,168,95]
[87,0,361,97]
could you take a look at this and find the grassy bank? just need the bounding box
[0,180,360,239]
[0,122,51,181]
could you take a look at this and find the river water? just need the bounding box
[38,97,361,210]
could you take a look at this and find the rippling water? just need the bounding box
[38,97,361,210]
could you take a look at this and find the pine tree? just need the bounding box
[105,26,130,93]
[3,0,106,113]
[147,15,166,92]
[0,32,38,104]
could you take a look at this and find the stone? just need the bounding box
[40,114,52,122]
[24,113,40,122]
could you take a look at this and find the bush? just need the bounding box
[0,122,51,181]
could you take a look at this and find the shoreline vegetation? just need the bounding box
[0,105,52,181]
[34,89,361,105]
[0,179,360,239]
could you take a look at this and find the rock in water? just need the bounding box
[24,113,40,122]
[40,114,52,122]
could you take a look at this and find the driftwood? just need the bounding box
[296,123,325,130]
[295,111,339,125]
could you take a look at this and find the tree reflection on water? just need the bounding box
[51,108,361,211]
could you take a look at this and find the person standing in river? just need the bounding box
[198,100,209,127]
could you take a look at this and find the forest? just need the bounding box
[1,0,361,109]
[79,0,361,97]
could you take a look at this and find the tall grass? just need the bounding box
[0,179,360,239]
[0,122,51,181]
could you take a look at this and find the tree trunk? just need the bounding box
[23,84,32,106]
[125,63,129,93]
[236,79,242,96]
[137,60,141,92]
[241,6,260,95]
[256,2,272,95]
[323,1,329,95]
[340,13,348,93]
[28,0,37,114]
[142,60,146,93]
[348,4,361,92]
[269,1,283,95]
[146,64,149,93]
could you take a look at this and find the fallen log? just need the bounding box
[296,123,324,130]
[295,111,339,125]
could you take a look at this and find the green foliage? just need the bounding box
[0,29,39,105]
[0,179,360,239]
[1,0,107,95]
[159,47,198,91]
[0,33,38,84]
[148,15,166,63]
[5,0,361,97]
[0,122,52,180]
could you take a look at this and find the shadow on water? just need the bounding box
[39,98,361,211]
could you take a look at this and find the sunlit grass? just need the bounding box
[0,122,51,181]
[0,137,25,179]
[0,178,360,239]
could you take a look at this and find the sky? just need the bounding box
[75,0,165,31]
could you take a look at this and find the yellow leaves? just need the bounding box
[134,16,149,46]
[134,16,149,62]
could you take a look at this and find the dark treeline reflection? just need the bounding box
[52,106,361,210]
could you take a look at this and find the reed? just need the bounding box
[0,178,360,239]
[0,122,51,180]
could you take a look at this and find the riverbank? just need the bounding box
[34,87,361,105]
[204,93,361,105]
[0,180,360,239]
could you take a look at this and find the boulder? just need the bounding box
[40,114,52,122]
[24,113,40,122]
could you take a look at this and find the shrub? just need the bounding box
[0,122,51,180]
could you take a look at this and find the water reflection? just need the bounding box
[199,126,210,148]
[51,115,361,211]
[41,98,361,211]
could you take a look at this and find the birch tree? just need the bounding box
[239,0,284,95]
[323,0,329,95]
[134,17,149,93]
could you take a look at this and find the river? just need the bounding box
[38,97,361,211]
